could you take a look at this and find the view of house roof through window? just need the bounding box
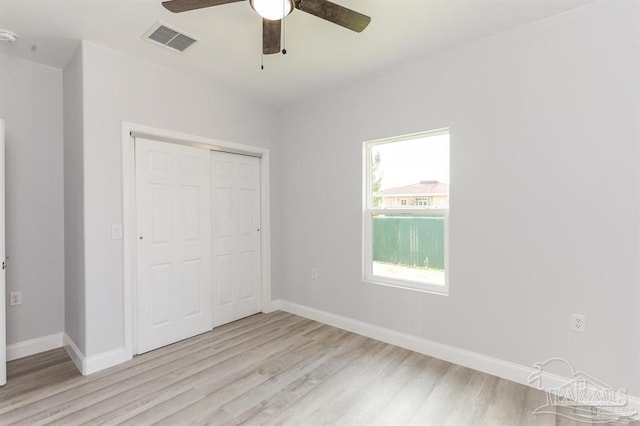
[380,180,449,209]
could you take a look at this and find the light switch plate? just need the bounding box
[112,224,123,240]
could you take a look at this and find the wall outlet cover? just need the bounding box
[9,291,22,306]
[570,313,586,333]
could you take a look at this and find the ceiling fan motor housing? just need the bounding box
[249,0,294,21]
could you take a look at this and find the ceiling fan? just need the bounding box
[162,0,371,55]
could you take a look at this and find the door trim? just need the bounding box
[121,122,273,357]
[0,119,5,386]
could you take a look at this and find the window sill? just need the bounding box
[363,276,449,296]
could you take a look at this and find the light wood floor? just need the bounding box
[0,312,636,425]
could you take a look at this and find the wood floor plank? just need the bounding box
[300,345,412,425]
[370,356,452,425]
[442,370,499,425]
[331,350,428,425]
[218,330,370,425]
[6,348,72,379]
[91,319,328,425]
[481,377,529,425]
[18,318,316,425]
[408,363,475,424]
[0,311,622,426]
[518,386,556,426]
[214,328,347,417]
[259,340,395,425]
[113,326,349,425]
[0,312,296,415]
[0,314,305,423]
[0,356,81,406]
[159,328,363,424]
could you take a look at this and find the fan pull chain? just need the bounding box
[282,0,287,54]
[261,52,264,70]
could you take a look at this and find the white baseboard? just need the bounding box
[63,333,85,374]
[262,300,280,314]
[7,333,63,361]
[84,347,131,375]
[63,333,132,375]
[8,333,131,376]
[272,299,640,416]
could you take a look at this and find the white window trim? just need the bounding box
[362,129,450,295]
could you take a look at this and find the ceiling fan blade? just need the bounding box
[162,0,244,13]
[263,19,281,55]
[294,0,371,32]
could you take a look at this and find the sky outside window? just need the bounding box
[372,134,450,191]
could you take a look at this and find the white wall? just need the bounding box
[4,0,637,401]
[63,46,86,353]
[278,0,640,396]
[79,41,280,356]
[0,53,65,345]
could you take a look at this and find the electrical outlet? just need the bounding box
[570,313,586,333]
[9,291,22,306]
[311,268,319,280]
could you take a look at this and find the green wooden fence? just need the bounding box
[373,216,445,269]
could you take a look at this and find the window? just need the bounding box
[416,197,431,207]
[363,129,449,293]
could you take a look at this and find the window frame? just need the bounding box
[362,129,450,295]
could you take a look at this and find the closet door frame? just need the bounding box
[121,122,273,356]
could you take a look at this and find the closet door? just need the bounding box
[135,138,212,354]
[0,120,5,385]
[211,152,261,327]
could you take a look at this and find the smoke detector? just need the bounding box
[0,30,18,43]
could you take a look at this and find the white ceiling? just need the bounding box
[0,0,600,106]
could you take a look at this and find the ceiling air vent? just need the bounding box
[144,22,197,53]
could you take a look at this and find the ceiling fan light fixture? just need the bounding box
[250,0,293,21]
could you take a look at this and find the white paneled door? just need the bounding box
[212,151,261,327]
[0,120,5,386]
[135,138,212,354]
